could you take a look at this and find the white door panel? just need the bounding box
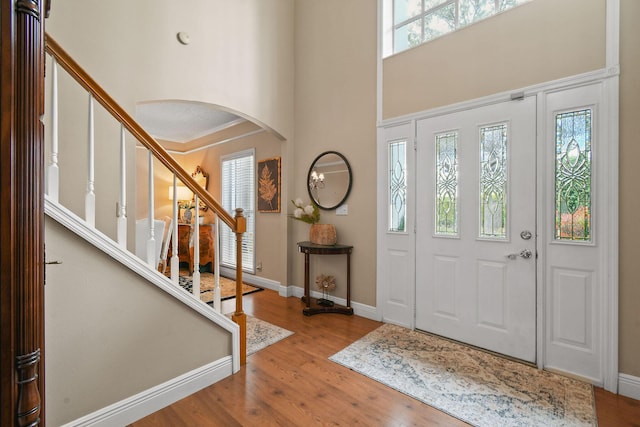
[544,84,603,382]
[416,98,537,362]
[377,123,415,328]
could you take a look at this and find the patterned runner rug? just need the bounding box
[177,271,263,303]
[246,316,294,356]
[330,323,597,427]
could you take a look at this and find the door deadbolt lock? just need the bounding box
[520,230,532,240]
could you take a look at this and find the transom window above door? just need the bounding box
[382,0,532,57]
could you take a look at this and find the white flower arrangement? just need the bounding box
[290,198,320,225]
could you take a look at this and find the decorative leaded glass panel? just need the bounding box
[389,140,407,232]
[555,109,592,241]
[479,124,508,239]
[435,132,458,235]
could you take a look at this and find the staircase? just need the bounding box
[43,35,248,426]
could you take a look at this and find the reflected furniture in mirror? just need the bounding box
[307,151,352,210]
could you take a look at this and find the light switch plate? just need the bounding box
[336,205,348,215]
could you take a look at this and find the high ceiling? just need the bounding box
[136,101,245,144]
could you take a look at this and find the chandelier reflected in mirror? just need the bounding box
[309,170,325,191]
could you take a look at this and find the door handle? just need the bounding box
[506,249,532,260]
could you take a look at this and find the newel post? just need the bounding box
[231,208,247,365]
[5,1,46,425]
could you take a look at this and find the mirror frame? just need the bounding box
[307,151,352,210]
[192,165,210,212]
[192,165,209,191]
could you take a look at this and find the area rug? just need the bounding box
[329,323,597,427]
[177,271,263,303]
[245,315,294,356]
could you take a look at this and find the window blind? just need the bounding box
[220,150,255,272]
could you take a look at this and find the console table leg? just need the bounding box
[346,252,351,308]
[304,252,310,308]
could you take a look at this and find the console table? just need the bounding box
[297,241,354,316]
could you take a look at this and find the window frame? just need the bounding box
[384,0,532,57]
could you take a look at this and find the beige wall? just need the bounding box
[292,0,378,304]
[618,0,640,378]
[47,0,294,285]
[43,66,139,249]
[383,0,605,118]
[46,0,294,140]
[45,218,231,425]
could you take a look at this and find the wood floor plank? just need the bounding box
[251,350,396,426]
[594,387,640,427]
[130,289,640,427]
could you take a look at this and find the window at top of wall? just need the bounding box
[383,0,532,57]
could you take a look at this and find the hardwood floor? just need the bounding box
[130,290,640,426]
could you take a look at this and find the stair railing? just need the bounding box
[44,34,248,365]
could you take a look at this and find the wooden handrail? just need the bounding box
[45,33,247,365]
[44,34,237,232]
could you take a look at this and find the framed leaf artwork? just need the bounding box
[257,156,281,212]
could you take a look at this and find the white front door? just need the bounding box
[415,97,537,362]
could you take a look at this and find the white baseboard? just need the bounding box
[286,285,379,321]
[60,356,233,427]
[618,373,640,400]
[219,267,281,292]
[279,284,294,298]
[216,268,381,320]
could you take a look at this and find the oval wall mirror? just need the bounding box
[307,151,352,210]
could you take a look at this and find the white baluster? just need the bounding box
[213,213,221,312]
[47,58,59,202]
[85,94,96,227]
[116,124,127,248]
[146,151,156,267]
[192,194,201,299]
[170,175,180,284]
